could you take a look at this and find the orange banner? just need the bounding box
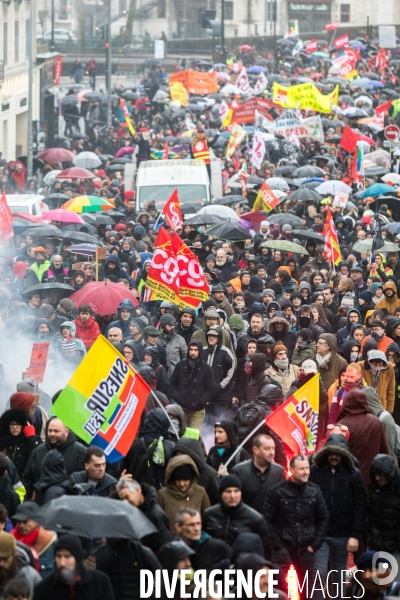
[169,70,217,95]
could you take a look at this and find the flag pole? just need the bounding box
[150,391,179,439]
[154,211,164,230]
[224,420,266,468]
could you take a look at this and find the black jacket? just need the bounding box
[170,342,215,412]
[22,431,86,500]
[202,501,271,559]
[231,459,286,514]
[206,419,250,474]
[138,483,173,552]
[368,454,400,552]
[173,438,220,505]
[309,436,367,540]
[33,449,71,506]
[0,409,42,478]
[263,479,329,552]
[0,476,20,517]
[187,532,232,571]
[69,470,118,497]
[33,566,115,600]
[202,328,235,404]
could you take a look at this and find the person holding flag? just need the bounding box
[190,125,219,180]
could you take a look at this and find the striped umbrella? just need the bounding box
[62,196,114,213]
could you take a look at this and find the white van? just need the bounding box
[6,194,48,217]
[135,159,214,211]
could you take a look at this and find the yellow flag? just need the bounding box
[170,81,188,106]
[273,82,339,114]
[222,108,233,127]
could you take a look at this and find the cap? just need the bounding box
[0,533,16,559]
[10,392,36,412]
[143,326,161,337]
[16,378,36,393]
[204,309,220,319]
[300,359,318,374]
[219,474,242,494]
[211,283,226,293]
[350,266,363,273]
[59,298,75,311]
[263,289,276,299]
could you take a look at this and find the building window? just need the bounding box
[15,21,19,63]
[225,1,233,20]
[157,0,166,18]
[340,4,350,22]
[26,20,30,59]
[265,1,275,21]
[3,23,7,67]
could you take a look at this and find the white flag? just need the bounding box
[185,116,196,130]
[219,100,230,122]
[253,72,268,96]
[236,68,253,94]
[251,129,266,170]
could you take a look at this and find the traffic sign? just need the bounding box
[385,125,400,141]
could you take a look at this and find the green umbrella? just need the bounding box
[375,242,400,253]
[352,239,373,253]
[260,240,309,255]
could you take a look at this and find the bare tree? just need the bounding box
[124,0,137,42]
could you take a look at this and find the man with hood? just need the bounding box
[158,314,187,378]
[191,309,236,363]
[316,333,348,391]
[202,326,235,420]
[103,255,132,285]
[33,534,115,600]
[291,328,316,366]
[172,437,220,505]
[22,417,86,500]
[359,349,395,412]
[310,433,367,588]
[105,299,135,339]
[336,308,362,351]
[368,454,400,553]
[140,325,168,368]
[52,298,76,332]
[361,320,393,353]
[211,283,234,317]
[157,455,210,530]
[266,312,297,359]
[57,321,86,357]
[206,420,250,475]
[0,531,41,598]
[0,408,42,479]
[176,307,199,346]
[376,279,399,315]
[34,449,71,506]
[170,340,215,431]
[244,276,264,309]
[165,404,202,444]
[142,345,170,396]
[28,247,50,283]
[42,255,68,283]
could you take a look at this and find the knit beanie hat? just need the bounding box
[62,337,77,355]
[55,535,84,564]
[171,464,194,481]
[263,289,276,299]
[59,298,75,311]
[219,474,242,495]
[0,533,16,558]
[260,221,269,229]
[273,341,287,357]
[10,392,36,412]
[160,314,176,328]
[359,290,373,304]
[229,314,245,333]
[370,282,383,295]
[341,293,354,310]
[130,318,146,333]
[16,378,36,393]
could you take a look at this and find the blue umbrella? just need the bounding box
[369,81,385,87]
[67,243,98,256]
[301,177,325,184]
[360,184,397,199]
[247,66,266,73]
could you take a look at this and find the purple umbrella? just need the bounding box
[115,147,135,158]
[238,219,253,232]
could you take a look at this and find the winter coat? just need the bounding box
[336,309,362,350]
[0,475,20,517]
[316,333,348,391]
[376,280,399,316]
[291,341,316,366]
[69,470,117,497]
[215,257,238,283]
[0,409,42,478]
[22,431,86,500]
[214,295,235,318]
[231,459,285,514]
[33,449,71,506]
[57,320,87,356]
[338,389,389,487]
[309,434,367,539]
[203,328,235,404]
[176,309,199,346]
[73,315,101,350]
[267,316,297,359]
[134,483,173,552]
[7,545,42,599]
[206,419,250,473]
[245,354,271,403]
[265,360,299,397]
[191,318,236,366]
[32,565,115,600]
[173,438,220,505]
[263,479,329,552]
[359,359,396,413]
[185,531,232,571]
[156,455,211,530]
[170,341,215,412]
[368,454,400,553]
[158,332,187,378]
[105,299,135,339]
[203,500,271,559]
[363,387,399,464]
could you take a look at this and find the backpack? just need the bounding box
[235,401,267,443]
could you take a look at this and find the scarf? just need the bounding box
[370,367,383,390]
[343,377,364,391]
[316,352,331,369]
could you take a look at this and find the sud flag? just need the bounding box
[52,336,150,463]
[119,98,136,136]
[265,374,320,457]
[0,191,14,243]
[163,189,183,229]
[323,205,342,266]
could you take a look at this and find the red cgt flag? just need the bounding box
[163,189,183,230]
[171,233,210,306]
[334,34,349,49]
[324,21,338,30]
[340,125,376,153]
[323,205,342,266]
[305,39,317,53]
[0,191,14,243]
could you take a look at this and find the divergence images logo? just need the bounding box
[372,552,398,586]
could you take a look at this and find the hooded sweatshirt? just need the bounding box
[105,299,135,338]
[359,350,395,412]
[376,280,399,315]
[316,333,348,391]
[33,449,70,506]
[58,321,87,356]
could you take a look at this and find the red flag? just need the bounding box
[376,100,393,116]
[323,205,342,266]
[171,233,209,306]
[305,39,317,53]
[0,191,14,243]
[163,189,183,230]
[340,125,375,153]
[146,226,180,304]
[324,21,338,30]
[349,150,361,184]
[375,48,387,73]
[334,34,349,49]
[162,141,169,160]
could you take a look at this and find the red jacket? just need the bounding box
[74,316,100,350]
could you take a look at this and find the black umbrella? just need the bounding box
[180,204,201,215]
[58,231,102,245]
[110,157,133,165]
[122,91,139,100]
[287,188,322,201]
[214,195,246,205]
[17,155,44,170]
[107,164,126,172]
[106,210,126,219]
[45,193,70,202]
[82,214,115,225]
[22,282,75,299]
[205,221,250,241]
[98,154,114,164]
[268,213,304,227]
[292,166,325,178]
[62,95,78,106]
[364,166,388,177]
[34,496,157,539]
[268,75,287,83]
[274,166,297,177]
[83,91,104,102]
[338,95,354,106]
[183,214,225,226]
[291,229,324,242]
[23,225,63,237]
[276,38,295,45]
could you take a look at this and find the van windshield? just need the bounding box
[138,185,207,209]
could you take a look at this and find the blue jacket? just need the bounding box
[105,299,135,338]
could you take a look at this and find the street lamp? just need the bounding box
[27,0,35,179]
[50,0,55,51]
[106,0,112,127]
[221,0,225,61]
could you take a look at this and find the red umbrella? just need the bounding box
[115,147,135,158]
[37,148,75,162]
[57,167,94,180]
[240,211,268,233]
[69,281,139,316]
[239,45,254,52]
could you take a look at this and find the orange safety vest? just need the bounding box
[192,138,211,164]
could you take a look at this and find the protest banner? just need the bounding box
[272,82,339,113]
[265,374,320,456]
[257,113,324,142]
[169,81,188,105]
[251,129,266,169]
[169,70,217,94]
[334,34,349,49]
[0,191,14,243]
[170,233,210,305]
[27,342,50,384]
[119,98,136,136]
[52,336,150,463]
[225,123,247,158]
[230,97,280,125]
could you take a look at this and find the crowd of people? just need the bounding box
[0,34,400,600]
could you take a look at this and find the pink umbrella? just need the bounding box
[38,148,75,162]
[42,209,85,224]
[77,89,94,102]
[115,147,135,158]
[57,167,94,179]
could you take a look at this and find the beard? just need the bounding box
[0,559,17,585]
[55,567,77,585]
